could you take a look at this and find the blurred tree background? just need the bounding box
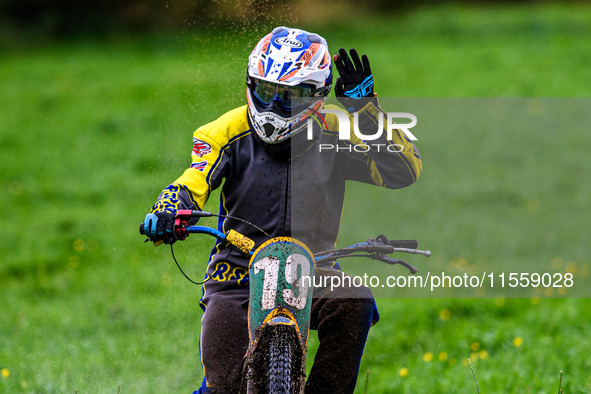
[0,0,559,43]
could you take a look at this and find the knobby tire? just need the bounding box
[267,334,294,393]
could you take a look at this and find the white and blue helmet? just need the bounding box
[247,26,332,144]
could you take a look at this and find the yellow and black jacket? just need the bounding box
[151,102,421,305]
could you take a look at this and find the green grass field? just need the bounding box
[2,3,591,392]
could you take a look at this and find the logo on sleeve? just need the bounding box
[190,160,207,172]
[192,138,212,158]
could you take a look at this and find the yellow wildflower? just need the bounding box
[399,367,409,378]
[73,238,86,252]
[513,336,523,347]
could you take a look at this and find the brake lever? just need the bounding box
[378,255,418,274]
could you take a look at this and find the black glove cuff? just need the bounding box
[338,95,379,112]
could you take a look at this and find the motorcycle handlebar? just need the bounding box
[140,212,430,272]
[388,239,418,249]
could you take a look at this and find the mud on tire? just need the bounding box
[268,334,294,393]
[247,325,304,394]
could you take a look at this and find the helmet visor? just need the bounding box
[252,79,315,111]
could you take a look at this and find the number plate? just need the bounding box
[248,237,316,347]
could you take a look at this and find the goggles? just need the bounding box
[251,78,317,110]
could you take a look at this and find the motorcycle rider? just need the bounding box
[143,26,422,393]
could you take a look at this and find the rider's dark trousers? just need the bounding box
[198,269,378,394]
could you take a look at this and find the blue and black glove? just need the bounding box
[143,211,177,244]
[333,48,375,112]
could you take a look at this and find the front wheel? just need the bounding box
[267,334,294,393]
[246,324,304,394]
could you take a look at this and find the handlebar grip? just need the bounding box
[389,240,418,249]
[139,223,145,235]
